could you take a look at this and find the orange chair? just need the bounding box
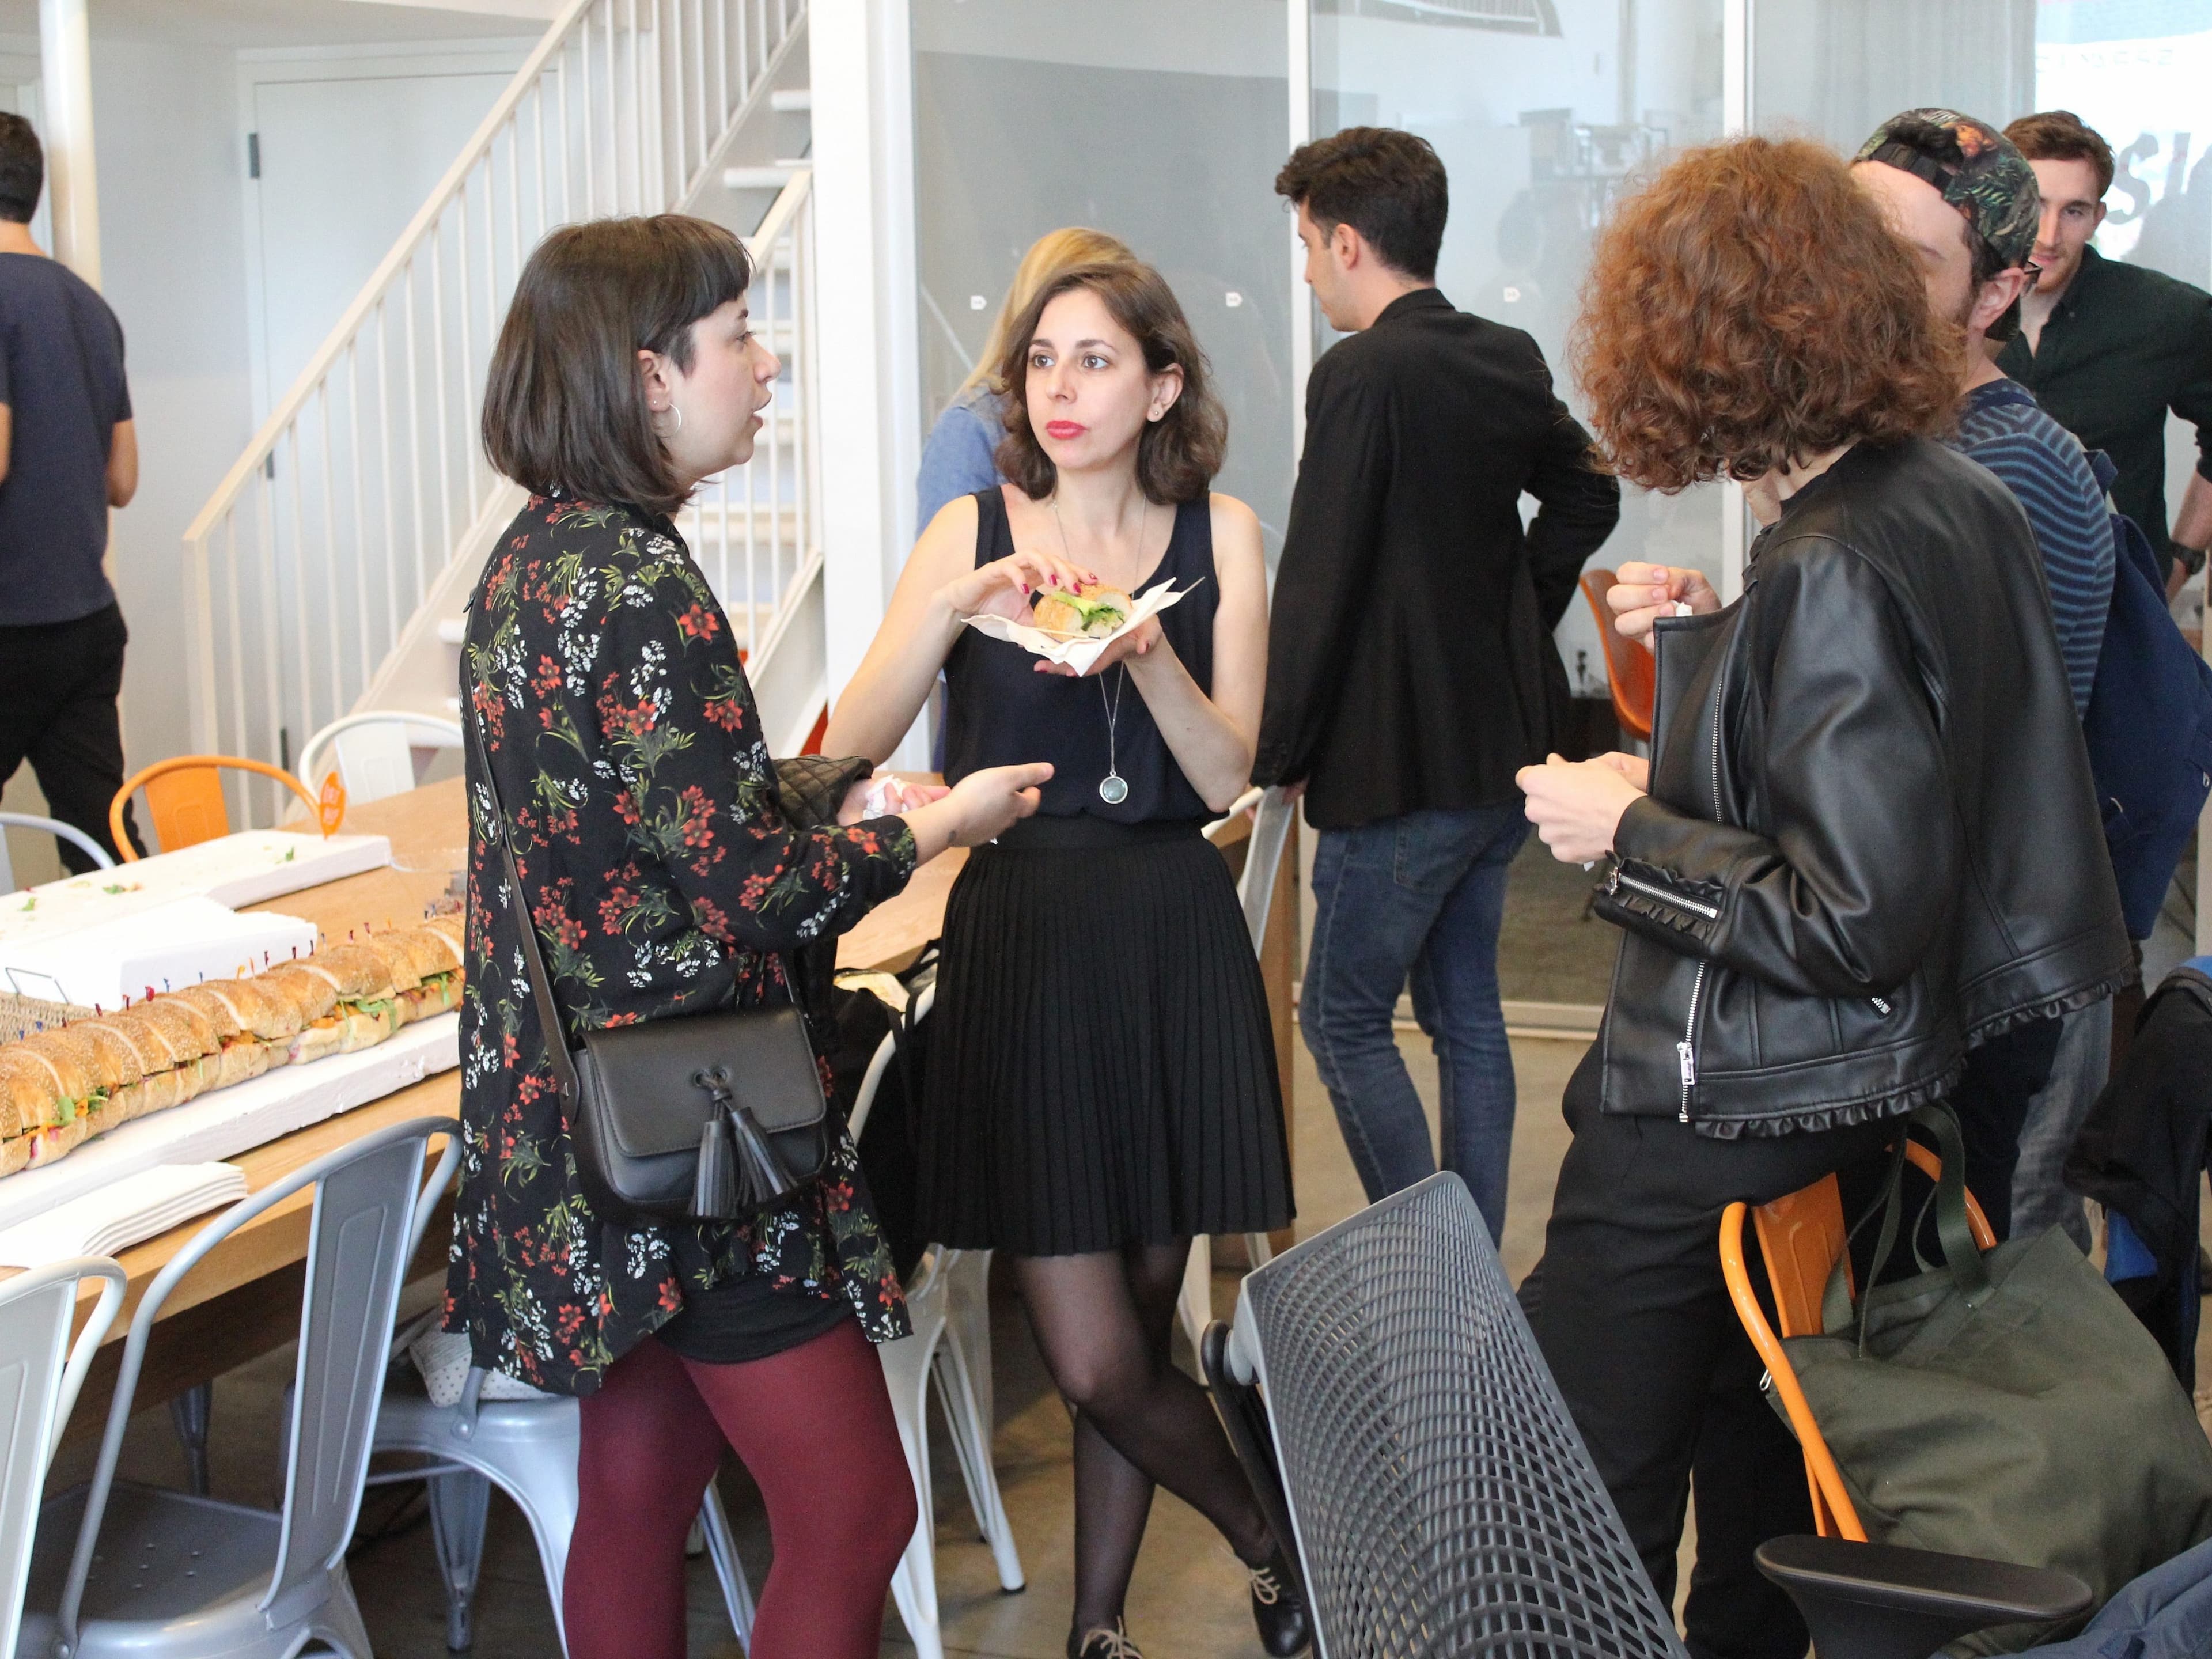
[109,756,324,862]
[1578,567,1655,743]
[1721,1145,1996,1540]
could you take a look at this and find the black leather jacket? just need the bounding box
[1593,438,2133,1138]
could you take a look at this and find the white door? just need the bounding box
[250,70,511,411]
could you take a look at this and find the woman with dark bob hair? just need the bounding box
[825,260,1306,1659]
[1513,138,2128,1650]
[454,214,1048,1659]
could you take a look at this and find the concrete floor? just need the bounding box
[46,1017,2212,1658]
[40,1029,1586,1659]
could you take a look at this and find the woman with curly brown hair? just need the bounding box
[1512,138,2128,1656]
[826,259,1304,1659]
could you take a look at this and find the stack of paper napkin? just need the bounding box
[0,1162,248,1267]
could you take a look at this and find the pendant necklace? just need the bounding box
[1097,669,1130,804]
[1050,493,1152,806]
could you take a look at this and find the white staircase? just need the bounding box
[181,0,827,825]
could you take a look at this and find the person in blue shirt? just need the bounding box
[1851,109,2119,1251]
[0,113,142,869]
[916,226,1132,529]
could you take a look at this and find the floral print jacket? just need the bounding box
[446,494,916,1396]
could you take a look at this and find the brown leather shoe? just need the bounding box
[1066,1617,1144,1659]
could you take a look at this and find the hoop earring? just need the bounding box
[658,403,685,434]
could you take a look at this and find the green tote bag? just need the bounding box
[1780,1103,2212,1654]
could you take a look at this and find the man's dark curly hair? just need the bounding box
[1274,127,1447,282]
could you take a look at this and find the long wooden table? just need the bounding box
[48,776,1299,1433]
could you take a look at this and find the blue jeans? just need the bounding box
[1302,803,1531,1240]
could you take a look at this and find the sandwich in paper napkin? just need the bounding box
[960,582,1195,673]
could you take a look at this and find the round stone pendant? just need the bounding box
[1098,772,1130,805]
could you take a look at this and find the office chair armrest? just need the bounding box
[1199,1321,1306,1607]
[1755,1535,2091,1659]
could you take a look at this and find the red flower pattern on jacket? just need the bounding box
[445,495,916,1397]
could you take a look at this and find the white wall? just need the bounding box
[1,22,528,881]
[95,36,259,782]
[0,35,253,881]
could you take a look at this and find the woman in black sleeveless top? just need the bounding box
[825,261,1302,1659]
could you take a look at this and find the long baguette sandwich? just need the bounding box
[0,1035,106,1167]
[0,908,467,1178]
[286,944,402,1054]
[361,923,464,1025]
[256,964,346,1067]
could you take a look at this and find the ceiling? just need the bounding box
[0,0,552,50]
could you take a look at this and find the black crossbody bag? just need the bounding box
[468,720,828,1225]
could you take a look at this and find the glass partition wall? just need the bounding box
[904,0,2212,990]
[1752,0,2212,965]
[910,1,1296,557]
[1310,0,1726,717]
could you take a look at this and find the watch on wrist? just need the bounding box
[2175,540,2209,578]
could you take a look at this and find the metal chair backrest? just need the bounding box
[1230,1172,1685,1658]
[0,815,113,893]
[1236,788,1294,953]
[0,1257,126,1658]
[109,755,323,861]
[1721,1142,1996,1542]
[298,713,463,807]
[1203,787,1295,955]
[56,1117,459,1645]
[1579,568,1655,743]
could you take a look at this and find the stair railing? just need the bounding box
[181,0,808,827]
[671,165,816,675]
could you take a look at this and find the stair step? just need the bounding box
[769,88,810,113]
[724,165,795,191]
[436,617,466,646]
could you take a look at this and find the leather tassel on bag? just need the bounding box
[726,1105,796,1210]
[693,1114,737,1218]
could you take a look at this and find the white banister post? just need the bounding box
[37,0,99,287]
[811,0,925,764]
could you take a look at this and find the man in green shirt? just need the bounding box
[1999,109,2212,595]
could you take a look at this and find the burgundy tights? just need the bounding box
[564,1319,915,1659]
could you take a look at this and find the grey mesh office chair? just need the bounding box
[17,1116,460,1659]
[1202,1173,2089,1658]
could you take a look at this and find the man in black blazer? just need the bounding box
[1253,128,1619,1240]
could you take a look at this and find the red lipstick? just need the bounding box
[1044,420,1086,441]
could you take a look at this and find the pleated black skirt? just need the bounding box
[917,815,1295,1256]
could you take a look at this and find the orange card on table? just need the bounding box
[317,772,347,838]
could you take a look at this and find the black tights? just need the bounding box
[1012,1241,1275,1634]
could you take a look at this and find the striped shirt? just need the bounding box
[1950,377,2116,715]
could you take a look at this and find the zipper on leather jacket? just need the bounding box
[1609,867,1719,919]
[1678,676,1726,1123]
[1677,963,1705,1121]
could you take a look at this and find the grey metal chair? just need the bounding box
[17,1116,460,1659]
[846,979,1024,1659]
[1202,1172,2090,1658]
[1180,785,1298,1354]
[296,715,463,809]
[0,1259,128,1659]
[0,815,112,893]
[363,1137,756,1654]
